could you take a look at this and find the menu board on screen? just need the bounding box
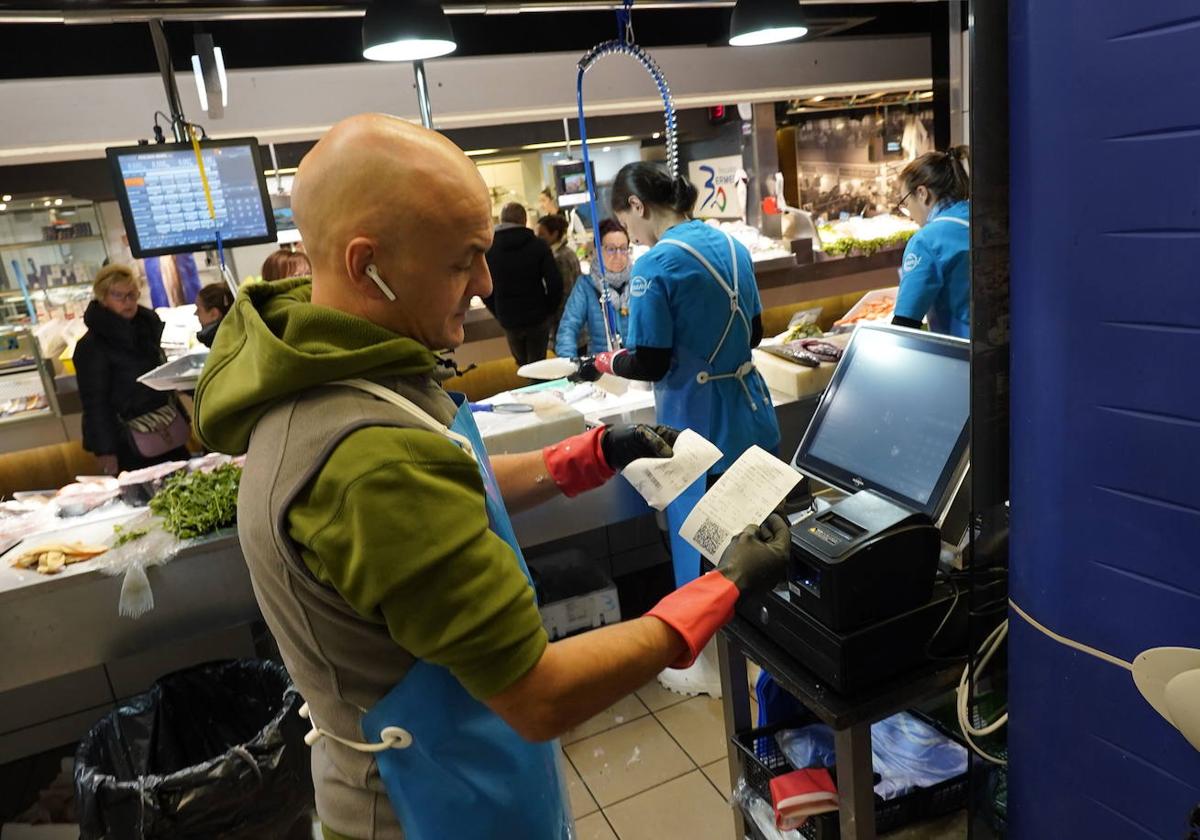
[106,138,276,258]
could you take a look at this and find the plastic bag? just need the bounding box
[731,778,804,840]
[775,712,968,801]
[869,713,967,800]
[75,659,313,840]
[98,513,182,618]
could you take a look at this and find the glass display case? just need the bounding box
[0,325,57,425]
[0,198,109,326]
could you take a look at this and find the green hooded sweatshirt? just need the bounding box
[194,277,547,723]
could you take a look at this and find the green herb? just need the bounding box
[149,465,242,540]
[112,523,150,546]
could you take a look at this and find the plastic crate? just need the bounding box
[731,713,968,839]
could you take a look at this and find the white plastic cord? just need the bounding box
[299,702,412,754]
[1009,598,1132,671]
[956,619,1008,765]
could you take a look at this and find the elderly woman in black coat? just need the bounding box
[74,264,190,475]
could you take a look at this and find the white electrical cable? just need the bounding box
[956,618,1009,765]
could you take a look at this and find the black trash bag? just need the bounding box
[75,659,313,840]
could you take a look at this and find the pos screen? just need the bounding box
[792,324,970,519]
[106,138,275,258]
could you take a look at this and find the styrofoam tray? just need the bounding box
[137,351,209,391]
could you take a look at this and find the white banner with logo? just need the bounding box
[688,155,746,220]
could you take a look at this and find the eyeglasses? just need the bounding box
[602,246,632,257]
[894,188,916,217]
[107,289,139,303]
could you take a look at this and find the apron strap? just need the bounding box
[330,378,477,463]
[658,229,753,365]
[695,360,761,413]
[299,702,413,753]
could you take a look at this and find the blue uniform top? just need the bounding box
[894,200,970,338]
[627,220,762,366]
[554,276,630,358]
[627,220,779,473]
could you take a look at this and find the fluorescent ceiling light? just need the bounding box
[521,135,633,151]
[729,0,808,47]
[464,148,501,157]
[214,46,228,107]
[1,194,10,202]
[362,0,456,62]
[191,54,209,113]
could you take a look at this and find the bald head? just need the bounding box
[293,114,494,349]
[294,114,484,271]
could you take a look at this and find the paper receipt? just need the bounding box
[679,445,802,562]
[621,429,723,511]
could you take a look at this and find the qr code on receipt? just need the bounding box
[693,520,729,556]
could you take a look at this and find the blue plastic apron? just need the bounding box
[325,380,573,840]
[654,231,774,588]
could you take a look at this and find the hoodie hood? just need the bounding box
[194,277,440,455]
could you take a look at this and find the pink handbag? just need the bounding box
[125,403,190,457]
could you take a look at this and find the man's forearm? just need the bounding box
[492,451,562,514]
[487,617,687,741]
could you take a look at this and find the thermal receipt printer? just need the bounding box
[788,489,940,632]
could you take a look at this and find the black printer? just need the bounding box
[788,489,941,632]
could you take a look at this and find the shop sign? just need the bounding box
[688,155,745,219]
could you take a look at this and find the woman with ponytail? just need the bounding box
[574,161,780,698]
[893,145,972,337]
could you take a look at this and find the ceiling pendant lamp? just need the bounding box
[362,0,457,62]
[729,0,809,47]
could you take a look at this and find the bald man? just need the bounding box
[194,114,789,840]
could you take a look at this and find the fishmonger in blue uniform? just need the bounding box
[892,146,971,338]
[574,162,781,696]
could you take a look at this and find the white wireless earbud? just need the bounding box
[365,264,396,301]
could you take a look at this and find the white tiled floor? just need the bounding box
[555,679,969,840]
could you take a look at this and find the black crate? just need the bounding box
[731,714,968,839]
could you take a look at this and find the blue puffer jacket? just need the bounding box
[554,276,630,357]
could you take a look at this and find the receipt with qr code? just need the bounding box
[679,445,802,562]
[621,429,723,510]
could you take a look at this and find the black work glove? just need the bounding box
[715,513,792,595]
[569,355,602,383]
[601,424,681,470]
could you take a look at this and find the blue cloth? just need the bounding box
[176,254,202,305]
[554,275,629,357]
[362,392,570,840]
[143,258,169,309]
[894,200,970,338]
[627,220,780,475]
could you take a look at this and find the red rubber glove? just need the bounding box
[647,571,740,668]
[541,426,614,497]
[571,350,626,383]
[648,514,792,668]
[594,350,620,375]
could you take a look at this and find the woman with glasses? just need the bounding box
[74,264,190,475]
[554,219,632,358]
[574,161,780,698]
[892,146,971,338]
